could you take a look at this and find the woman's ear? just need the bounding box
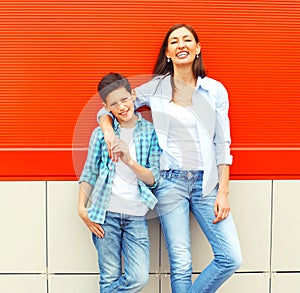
[196,42,201,55]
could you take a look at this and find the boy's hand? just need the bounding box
[78,208,105,238]
[111,137,131,165]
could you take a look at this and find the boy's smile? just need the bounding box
[104,87,136,127]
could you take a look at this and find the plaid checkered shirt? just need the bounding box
[79,112,161,224]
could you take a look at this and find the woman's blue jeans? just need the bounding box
[155,170,242,293]
[92,212,150,293]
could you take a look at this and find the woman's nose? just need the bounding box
[178,39,185,48]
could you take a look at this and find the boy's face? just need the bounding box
[104,87,136,124]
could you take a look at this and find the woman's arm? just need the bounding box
[97,78,158,160]
[212,81,232,224]
[98,112,115,159]
[213,164,231,224]
[213,82,233,166]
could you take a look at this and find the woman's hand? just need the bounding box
[213,190,231,224]
[78,208,105,238]
[103,128,121,162]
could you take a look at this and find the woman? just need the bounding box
[99,24,242,293]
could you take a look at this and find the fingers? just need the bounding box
[104,133,120,161]
[106,139,118,161]
[213,205,230,224]
[89,222,105,238]
[110,150,120,162]
[107,142,113,159]
[109,138,120,162]
[111,138,126,162]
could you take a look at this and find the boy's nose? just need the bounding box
[118,103,126,110]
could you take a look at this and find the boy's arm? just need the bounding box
[146,129,161,188]
[111,136,156,186]
[78,182,105,238]
[78,128,105,238]
[127,159,155,186]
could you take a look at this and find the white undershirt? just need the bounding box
[108,127,148,216]
[166,102,203,170]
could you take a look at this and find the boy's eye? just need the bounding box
[110,103,116,107]
[122,97,130,101]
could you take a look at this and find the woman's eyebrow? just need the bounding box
[169,34,191,40]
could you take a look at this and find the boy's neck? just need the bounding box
[118,113,138,128]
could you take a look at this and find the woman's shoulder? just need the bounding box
[198,75,225,87]
[197,76,228,94]
[137,74,168,89]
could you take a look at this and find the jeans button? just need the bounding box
[187,171,192,177]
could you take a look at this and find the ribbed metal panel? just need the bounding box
[0,0,299,178]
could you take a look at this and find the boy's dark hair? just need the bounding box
[98,72,131,103]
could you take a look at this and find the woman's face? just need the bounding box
[166,26,200,67]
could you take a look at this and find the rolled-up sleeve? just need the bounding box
[79,128,103,186]
[96,107,113,124]
[214,83,233,166]
[147,129,162,188]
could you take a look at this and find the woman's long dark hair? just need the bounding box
[153,24,206,79]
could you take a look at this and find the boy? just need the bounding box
[78,73,161,292]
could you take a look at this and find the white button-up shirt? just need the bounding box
[98,74,233,196]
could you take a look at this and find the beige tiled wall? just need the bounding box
[272,273,300,293]
[0,182,46,273]
[47,181,98,274]
[0,275,47,293]
[0,180,299,293]
[229,180,272,272]
[272,181,300,272]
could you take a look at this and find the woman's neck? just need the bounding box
[173,67,196,86]
[172,67,196,106]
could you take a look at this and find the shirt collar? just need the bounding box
[196,76,210,91]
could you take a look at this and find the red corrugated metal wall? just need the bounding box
[0,0,299,180]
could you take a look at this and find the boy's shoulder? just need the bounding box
[91,125,105,140]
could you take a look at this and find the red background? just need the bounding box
[0,0,299,180]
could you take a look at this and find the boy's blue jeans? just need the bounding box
[156,170,242,293]
[92,212,150,293]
